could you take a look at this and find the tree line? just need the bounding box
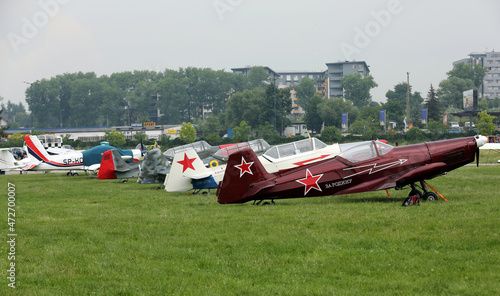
[1,63,499,143]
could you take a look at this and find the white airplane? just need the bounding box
[164,137,342,192]
[23,135,142,175]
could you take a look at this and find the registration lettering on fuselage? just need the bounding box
[325,178,352,189]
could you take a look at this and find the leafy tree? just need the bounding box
[232,120,252,142]
[436,63,486,111]
[478,98,489,111]
[294,77,317,108]
[340,74,378,108]
[348,117,380,139]
[205,132,222,146]
[255,122,278,142]
[491,97,500,109]
[476,111,496,135]
[179,122,196,143]
[405,127,426,142]
[134,132,147,142]
[437,76,474,109]
[0,108,6,138]
[1,100,26,117]
[1,100,31,128]
[424,84,440,122]
[304,93,324,133]
[359,105,381,120]
[157,71,189,124]
[8,132,25,147]
[447,63,488,89]
[202,115,223,137]
[264,84,292,133]
[318,97,359,128]
[319,126,342,143]
[225,88,265,128]
[247,67,270,89]
[385,82,423,122]
[103,129,126,147]
[62,134,72,143]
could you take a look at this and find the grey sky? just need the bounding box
[1,0,500,109]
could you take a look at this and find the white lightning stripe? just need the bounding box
[343,159,407,179]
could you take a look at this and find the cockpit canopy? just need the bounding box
[263,138,328,161]
[212,139,271,161]
[163,141,212,159]
[339,141,393,163]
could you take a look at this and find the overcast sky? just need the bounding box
[1,0,500,109]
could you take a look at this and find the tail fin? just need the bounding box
[0,149,20,170]
[217,148,274,204]
[137,149,169,184]
[164,149,211,192]
[97,150,117,179]
[24,136,51,162]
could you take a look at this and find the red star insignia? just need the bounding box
[296,169,323,195]
[235,157,253,177]
[177,153,196,173]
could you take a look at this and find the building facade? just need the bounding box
[326,61,370,98]
[275,70,328,119]
[453,51,500,99]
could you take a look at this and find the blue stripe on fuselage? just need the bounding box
[192,176,218,189]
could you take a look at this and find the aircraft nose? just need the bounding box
[475,135,488,147]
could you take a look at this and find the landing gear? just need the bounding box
[419,181,439,201]
[409,183,422,199]
[66,171,79,176]
[402,181,442,206]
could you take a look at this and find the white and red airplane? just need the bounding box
[23,135,142,175]
[164,137,342,192]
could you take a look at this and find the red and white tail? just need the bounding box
[216,148,274,204]
[97,150,117,179]
[164,149,209,192]
[24,136,51,162]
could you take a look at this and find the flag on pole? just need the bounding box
[341,113,348,130]
[379,110,386,126]
[421,108,428,124]
[443,113,448,126]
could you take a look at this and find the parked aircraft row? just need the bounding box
[0,134,490,206]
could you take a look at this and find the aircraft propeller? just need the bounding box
[476,146,480,167]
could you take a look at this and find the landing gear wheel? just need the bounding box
[67,172,72,176]
[73,172,79,176]
[423,192,438,201]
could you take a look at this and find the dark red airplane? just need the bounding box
[216,136,488,205]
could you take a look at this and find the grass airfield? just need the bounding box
[1,165,499,295]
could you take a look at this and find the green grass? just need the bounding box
[1,166,499,295]
[479,149,500,164]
